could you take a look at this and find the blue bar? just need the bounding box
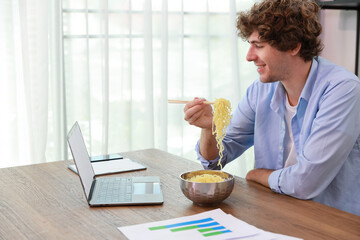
[164,217,214,228]
[198,225,227,233]
[170,222,220,232]
[212,226,226,230]
[203,229,232,237]
[197,222,220,228]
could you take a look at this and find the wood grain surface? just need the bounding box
[0,148,359,240]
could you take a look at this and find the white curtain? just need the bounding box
[0,0,63,168]
[0,0,257,178]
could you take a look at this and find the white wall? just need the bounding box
[320,9,358,74]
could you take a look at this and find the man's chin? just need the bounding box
[259,76,269,83]
[259,75,278,83]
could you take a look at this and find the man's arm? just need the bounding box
[246,169,274,187]
[199,128,218,160]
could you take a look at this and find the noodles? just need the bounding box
[212,98,232,170]
[188,174,225,183]
[184,98,231,183]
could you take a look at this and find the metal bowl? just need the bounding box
[180,170,234,206]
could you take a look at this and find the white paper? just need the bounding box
[118,209,302,240]
[68,158,146,175]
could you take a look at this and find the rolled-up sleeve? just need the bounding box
[268,169,284,193]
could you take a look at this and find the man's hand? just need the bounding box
[184,97,218,160]
[184,97,213,130]
[246,168,274,188]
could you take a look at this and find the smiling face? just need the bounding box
[246,31,292,83]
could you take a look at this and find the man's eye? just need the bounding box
[255,45,263,48]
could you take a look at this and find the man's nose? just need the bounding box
[246,46,256,62]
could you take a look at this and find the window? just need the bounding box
[61,0,257,177]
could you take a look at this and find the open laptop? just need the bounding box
[67,122,164,206]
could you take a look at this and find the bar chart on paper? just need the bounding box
[148,217,232,237]
[118,209,263,240]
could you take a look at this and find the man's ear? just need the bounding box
[291,43,301,56]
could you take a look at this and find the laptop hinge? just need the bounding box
[88,178,97,202]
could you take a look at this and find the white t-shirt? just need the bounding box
[283,95,298,168]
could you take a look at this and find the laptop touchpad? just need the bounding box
[133,182,161,194]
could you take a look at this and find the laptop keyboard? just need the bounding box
[93,177,132,203]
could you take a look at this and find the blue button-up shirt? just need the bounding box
[196,57,360,215]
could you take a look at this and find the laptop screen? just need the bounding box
[67,122,95,199]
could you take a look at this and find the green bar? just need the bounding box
[170,225,198,232]
[198,228,214,233]
[149,226,167,231]
[203,231,224,237]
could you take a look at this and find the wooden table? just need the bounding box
[0,148,359,240]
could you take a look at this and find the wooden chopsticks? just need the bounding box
[168,99,214,104]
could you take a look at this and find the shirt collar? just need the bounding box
[270,81,286,114]
[299,57,319,102]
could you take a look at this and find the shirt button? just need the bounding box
[279,146,283,150]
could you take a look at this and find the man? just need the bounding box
[184,0,360,216]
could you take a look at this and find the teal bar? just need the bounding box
[198,228,213,233]
[170,225,198,232]
[199,226,226,233]
[149,226,167,231]
[170,221,219,232]
[148,217,213,231]
[203,230,231,237]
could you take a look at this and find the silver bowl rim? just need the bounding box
[179,169,234,183]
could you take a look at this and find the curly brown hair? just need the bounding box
[237,0,323,61]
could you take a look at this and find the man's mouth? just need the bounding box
[256,64,266,73]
